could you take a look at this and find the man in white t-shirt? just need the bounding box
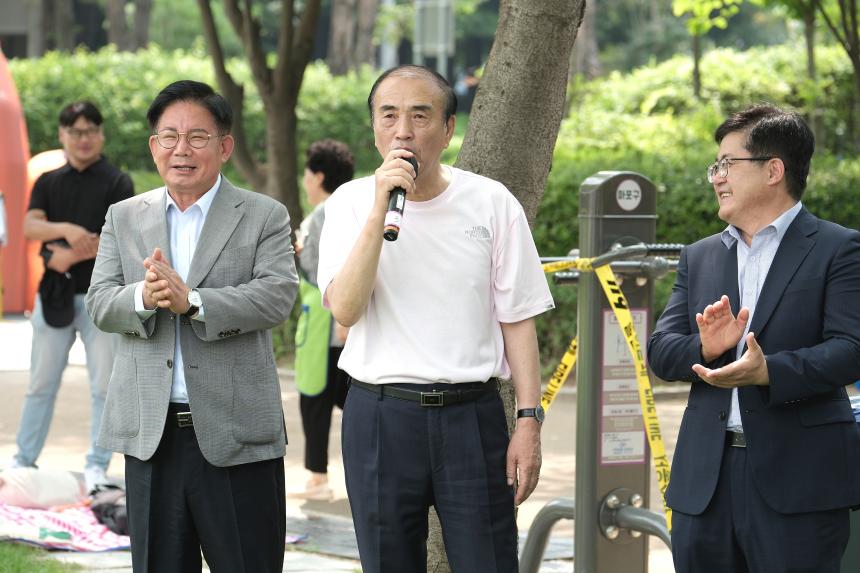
[318,65,554,572]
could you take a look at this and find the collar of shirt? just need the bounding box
[164,174,221,217]
[58,155,106,175]
[720,201,804,250]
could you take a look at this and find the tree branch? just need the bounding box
[196,0,265,189]
[273,0,296,97]
[289,0,322,97]
[816,0,851,55]
[222,0,273,99]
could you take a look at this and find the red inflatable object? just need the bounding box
[0,46,32,314]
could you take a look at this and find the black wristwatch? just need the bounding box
[517,404,545,424]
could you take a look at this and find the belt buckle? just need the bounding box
[729,431,746,448]
[420,391,444,407]
[176,411,193,428]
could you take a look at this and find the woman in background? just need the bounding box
[290,139,355,501]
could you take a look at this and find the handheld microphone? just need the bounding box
[383,156,419,242]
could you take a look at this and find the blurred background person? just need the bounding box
[11,101,133,494]
[290,139,355,501]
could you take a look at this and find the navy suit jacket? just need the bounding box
[648,207,860,515]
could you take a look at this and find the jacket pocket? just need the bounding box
[799,398,855,426]
[103,357,141,438]
[231,351,282,444]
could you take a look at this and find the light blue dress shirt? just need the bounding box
[720,201,803,431]
[134,175,221,403]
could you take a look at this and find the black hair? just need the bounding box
[715,104,814,201]
[306,139,355,193]
[146,80,233,133]
[367,65,457,123]
[59,101,103,127]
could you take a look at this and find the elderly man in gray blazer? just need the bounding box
[86,80,297,573]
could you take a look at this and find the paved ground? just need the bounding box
[0,314,689,572]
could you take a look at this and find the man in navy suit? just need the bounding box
[648,104,860,573]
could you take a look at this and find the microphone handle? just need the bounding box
[383,188,406,242]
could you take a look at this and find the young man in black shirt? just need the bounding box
[10,101,133,493]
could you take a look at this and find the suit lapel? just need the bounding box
[139,188,171,263]
[720,240,740,314]
[747,208,817,337]
[186,178,245,288]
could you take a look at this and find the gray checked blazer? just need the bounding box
[85,177,298,467]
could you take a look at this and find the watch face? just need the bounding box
[535,404,545,423]
[188,290,202,306]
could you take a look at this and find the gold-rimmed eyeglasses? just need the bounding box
[707,156,775,183]
[154,129,217,150]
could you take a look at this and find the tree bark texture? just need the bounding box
[327,0,379,75]
[354,0,380,68]
[197,0,322,229]
[133,0,154,49]
[456,0,584,223]
[328,0,357,75]
[107,0,132,50]
[426,1,584,571]
[52,0,75,51]
[571,0,600,79]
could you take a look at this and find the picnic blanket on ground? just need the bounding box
[0,502,130,551]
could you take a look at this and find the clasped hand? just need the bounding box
[692,295,769,388]
[142,248,191,314]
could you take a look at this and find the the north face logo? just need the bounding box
[465,226,491,239]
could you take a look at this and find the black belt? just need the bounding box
[350,378,499,407]
[727,431,746,448]
[168,403,193,428]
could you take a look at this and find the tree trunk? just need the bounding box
[27,0,45,56]
[803,7,820,141]
[134,0,154,50]
[327,0,356,75]
[354,0,380,68]
[692,33,702,99]
[426,1,584,570]
[198,0,321,229]
[265,101,303,233]
[53,0,76,51]
[570,0,599,79]
[107,0,131,50]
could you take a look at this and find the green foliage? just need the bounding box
[10,45,217,172]
[8,48,384,178]
[673,0,747,35]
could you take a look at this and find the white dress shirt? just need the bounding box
[720,201,802,431]
[135,175,221,403]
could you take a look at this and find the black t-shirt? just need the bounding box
[28,156,134,293]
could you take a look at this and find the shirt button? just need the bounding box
[719,411,727,421]
[167,359,173,369]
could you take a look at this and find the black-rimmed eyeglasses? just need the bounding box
[154,129,217,150]
[707,156,775,183]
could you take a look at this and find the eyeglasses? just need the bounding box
[65,126,101,140]
[154,129,217,150]
[707,156,775,183]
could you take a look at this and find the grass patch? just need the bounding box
[0,542,81,572]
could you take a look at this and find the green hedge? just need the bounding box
[9,46,382,176]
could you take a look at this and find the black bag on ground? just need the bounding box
[90,485,128,536]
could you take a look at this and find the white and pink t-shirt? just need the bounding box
[317,167,554,385]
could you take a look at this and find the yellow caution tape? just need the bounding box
[541,259,593,273]
[542,256,673,530]
[540,336,577,412]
